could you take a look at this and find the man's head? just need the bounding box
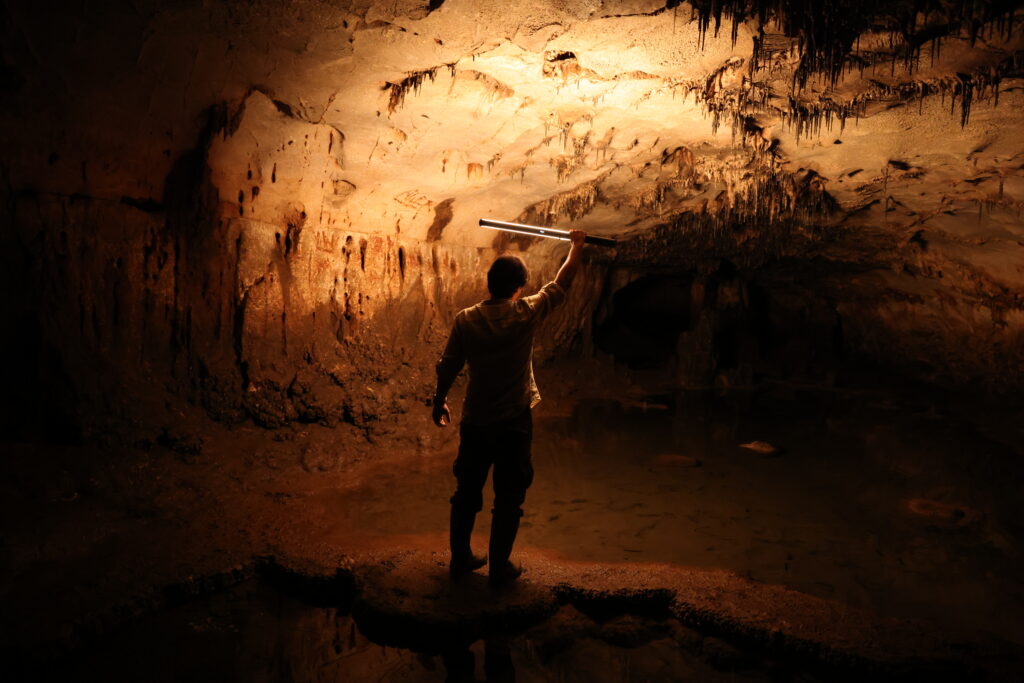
[487,255,528,299]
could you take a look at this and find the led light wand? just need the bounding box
[479,218,617,247]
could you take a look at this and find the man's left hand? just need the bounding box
[432,400,451,427]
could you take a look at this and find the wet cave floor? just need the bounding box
[6,367,1024,681]
[328,380,1024,645]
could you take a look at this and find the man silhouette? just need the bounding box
[433,229,587,584]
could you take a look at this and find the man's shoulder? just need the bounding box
[459,301,487,315]
[454,302,485,323]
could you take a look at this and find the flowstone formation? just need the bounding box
[2,0,1022,437]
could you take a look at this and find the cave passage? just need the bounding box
[2,0,1024,681]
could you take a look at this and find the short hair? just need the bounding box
[487,255,528,298]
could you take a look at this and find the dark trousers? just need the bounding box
[450,408,534,517]
[449,409,533,566]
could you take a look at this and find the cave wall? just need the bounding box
[0,1,598,440]
[3,94,594,437]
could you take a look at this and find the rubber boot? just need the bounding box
[488,509,523,584]
[449,505,487,575]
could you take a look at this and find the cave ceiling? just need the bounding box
[201,0,1024,264]
[6,0,1024,284]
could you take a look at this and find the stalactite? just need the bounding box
[516,179,603,225]
[698,51,1018,146]
[550,130,592,183]
[608,149,845,272]
[688,0,1021,94]
[383,63,457,114]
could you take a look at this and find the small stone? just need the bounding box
[905,498,979,527]
[301,443,337,472]
[739,441,781,456]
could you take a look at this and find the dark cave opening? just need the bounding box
[593,264,848,391]
[594,273,694,370]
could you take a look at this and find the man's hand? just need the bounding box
[554,229,587,290]
[432,400,452,427]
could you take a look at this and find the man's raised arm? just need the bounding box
[553,230,586,290]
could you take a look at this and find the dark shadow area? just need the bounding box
[594,274,693,369]
[593,263,848,390]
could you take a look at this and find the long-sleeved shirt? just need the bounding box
[436,281,567,425]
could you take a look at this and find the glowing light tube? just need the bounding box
[479,218,617,247]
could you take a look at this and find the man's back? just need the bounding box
[441,281,565,425]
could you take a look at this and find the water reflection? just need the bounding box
[50,579,787,682]
[442,637,515,683]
